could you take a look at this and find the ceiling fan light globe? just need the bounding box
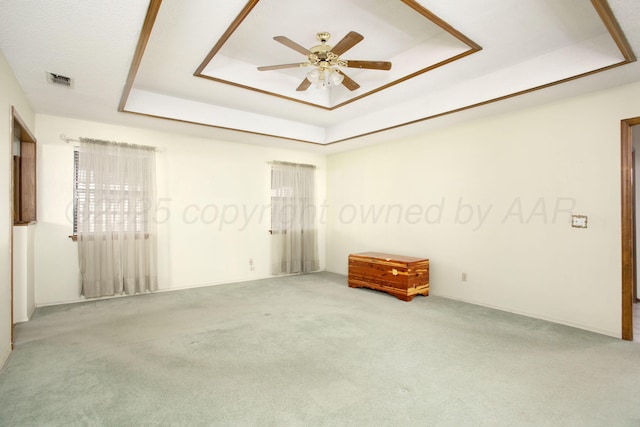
[330,70,344,86]
[307,69,320,82]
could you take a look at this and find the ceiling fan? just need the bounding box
[257,31,392,91]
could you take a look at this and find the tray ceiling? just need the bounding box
[0,0,638,151]
[193,0,479,110]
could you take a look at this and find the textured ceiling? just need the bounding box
[0,0,638,153]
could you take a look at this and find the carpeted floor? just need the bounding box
[1,272,640,426]
[634,303,640,343]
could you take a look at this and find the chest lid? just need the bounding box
[350,252,428,264]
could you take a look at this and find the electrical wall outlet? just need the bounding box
[249,258,255,271]
[461,272,467,282]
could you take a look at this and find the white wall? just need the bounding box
[12,226,35,322]
[0,50,35,367]
[9,64,639,350]
[34,115,326,305]
[326,81,640,338]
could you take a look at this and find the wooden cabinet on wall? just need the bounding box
[12,108,37,225]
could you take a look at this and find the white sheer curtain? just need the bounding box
[271,161,319,275]
[77,138,158,298]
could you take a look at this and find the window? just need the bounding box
[73,149,150,236]
[74,138,157,297]
[269,161,319,274]
[270,168,294,234]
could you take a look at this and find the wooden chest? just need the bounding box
[348,252,429,301]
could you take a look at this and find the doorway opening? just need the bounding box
[621,117,640,341]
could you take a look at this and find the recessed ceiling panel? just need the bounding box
[196,0,478,109]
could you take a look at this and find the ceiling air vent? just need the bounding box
[46,72,73,88]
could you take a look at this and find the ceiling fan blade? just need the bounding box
[273,36,311,56]
[296,78,312,91]
[257,63,308,71]
[331,31,364,56]
[344,60,392,71]
[337,70,360,91]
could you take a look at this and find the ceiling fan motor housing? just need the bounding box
[316,32,331,43]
